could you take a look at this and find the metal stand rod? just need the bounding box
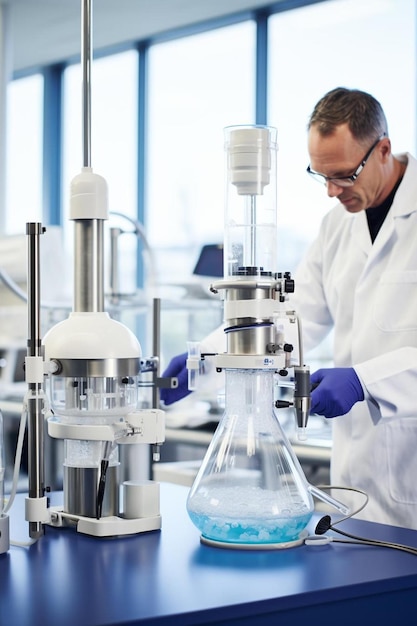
[26,222,46,539]
[81,0,92,169]
[74,0,104,314]
[152,298,161,409]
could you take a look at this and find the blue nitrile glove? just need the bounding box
[159,352,192,406]
[310,368,364,418]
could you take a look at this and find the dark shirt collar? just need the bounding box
[366,177,403,243]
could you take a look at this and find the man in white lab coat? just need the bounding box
[161,87,417,530]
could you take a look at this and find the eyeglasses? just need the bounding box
[306,133,386,188]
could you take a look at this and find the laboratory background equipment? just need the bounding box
[23,0,166,539]
[186,125,345,549]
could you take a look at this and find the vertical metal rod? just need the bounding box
[250,195,256,268]
[26,222,45,539]
[81,0,92,168]
[109,227,122,302]
[152,298,161,409]
[75,0,104,314]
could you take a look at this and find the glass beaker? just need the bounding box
[186,369,314,548]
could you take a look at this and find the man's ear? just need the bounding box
[379,137,391,162]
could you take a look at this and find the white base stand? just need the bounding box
[0,514,9,554]
[48,506,161,538]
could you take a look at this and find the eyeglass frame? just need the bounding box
[306,133,387,187]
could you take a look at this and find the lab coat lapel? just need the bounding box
[354,153,417,278]
[371,153,417,261]
[357,200,398,283]
[351,211,371,257]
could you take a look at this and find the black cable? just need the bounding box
[330,526,417,556]
[96,459,109,520]
[312,486,417,556]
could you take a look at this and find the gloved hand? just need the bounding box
[310,367,364,418]
[159,352,192,406]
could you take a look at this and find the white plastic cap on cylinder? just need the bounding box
[70,166,109,220]
[225,126,277,196]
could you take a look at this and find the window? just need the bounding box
[5,74,43,234]
[62,50,138,222]
[147,21,256,284]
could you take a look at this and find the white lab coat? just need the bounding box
[292,152,417,529]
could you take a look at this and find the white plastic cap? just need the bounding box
[70,167,108,220]
[225,126,278,196]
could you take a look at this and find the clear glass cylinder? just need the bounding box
[47,372,135,518]
[63,439,120,517]
[48,374,139,419]
[186,369,314,548]
[223,125,278,277]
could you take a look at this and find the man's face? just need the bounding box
[307,123,387,213]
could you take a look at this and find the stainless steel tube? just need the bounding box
[26,222,45,539]
[152,298,161,408]
[75,1,104,314]
[81,0,92,169]
[73,219,104,312]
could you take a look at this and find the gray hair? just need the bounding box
[308,87,388,144]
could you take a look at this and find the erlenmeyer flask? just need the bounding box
[187,368,314,548]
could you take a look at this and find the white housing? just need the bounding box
[43,312,141,360]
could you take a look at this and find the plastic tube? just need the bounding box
[308,484,350,516]
[186,341,201,391]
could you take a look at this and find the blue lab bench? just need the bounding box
[1,483,417,626]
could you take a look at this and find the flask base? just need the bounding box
[200,529,308,550]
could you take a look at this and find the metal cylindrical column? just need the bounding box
[26,222,46,539]
[73,219,104,312]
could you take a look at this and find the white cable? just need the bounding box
[0,266,70,310]
[3,399,28,514]
[109,211,158,289]
[10,538,39,548]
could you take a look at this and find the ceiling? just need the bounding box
[1,0,283,73]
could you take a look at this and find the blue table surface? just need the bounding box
[1,483,417,626]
